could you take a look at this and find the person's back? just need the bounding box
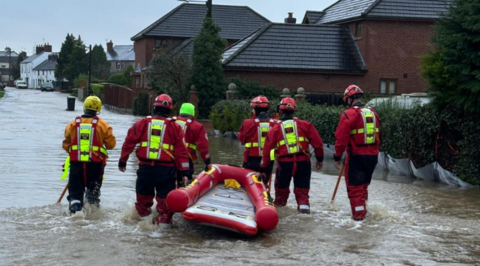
[238,96,276,172]
[173,103,210,179]
[118,94,189,228]
[62,96,116,214]
[260,97,323,214]
[334,85,381,221]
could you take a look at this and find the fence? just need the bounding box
[103,84,142,114]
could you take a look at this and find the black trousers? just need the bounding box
[67,162,104,206]
[275,161,312,189]
[243,156,262,172]
[243,156,274,185]
[136,164,176,199]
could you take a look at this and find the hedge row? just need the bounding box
[210,100,479,185]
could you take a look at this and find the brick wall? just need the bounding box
[360,19,435,94]
[134,38,155,70]
[226,20,435,95]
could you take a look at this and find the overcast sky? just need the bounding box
[1,0,337,55]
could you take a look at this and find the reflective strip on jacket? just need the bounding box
[68,116,109,163]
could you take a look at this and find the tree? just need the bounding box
[190,17,226,118]
[55,34,75,80]
[12,53,26,80]
[107,65,134,86]
[420,0,480,113]
[90,45,110,80]
[147,45,193,108]
[66,35,88,82]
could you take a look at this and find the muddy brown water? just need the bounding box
[1,88,479,266]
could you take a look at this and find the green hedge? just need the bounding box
[133,91,150,116]
[91,84,104,96]
[211,100,480,185]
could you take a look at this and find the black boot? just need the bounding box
[69,200,83,214]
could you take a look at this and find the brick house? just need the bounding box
[130,2,269,88]
[224,0,452,96]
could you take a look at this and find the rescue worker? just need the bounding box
[334,85,381,221]
[62,96,116,214]
[259,97,324,214]
[118,94,189,228]
[173,103,211,185]
[238,96,276,180]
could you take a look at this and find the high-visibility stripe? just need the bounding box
[245,142,259,148]
[186,143,197,150]
[299,205,310,210]
[71,145,107,155]
[181,162,189,168]
[270,149,276,161]
[351,128,379,134]
[355,206,365,211]
[141,141,174,151]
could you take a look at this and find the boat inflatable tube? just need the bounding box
[166,164,279,235]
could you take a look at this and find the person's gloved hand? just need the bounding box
[118,161,127,172]
[316,161,323,170]
[334,160,341,170]
[205,164,212,172]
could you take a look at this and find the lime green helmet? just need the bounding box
[180,103,195,116]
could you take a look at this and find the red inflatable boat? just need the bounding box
[166,164,279,235]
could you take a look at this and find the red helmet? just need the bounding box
[343,85,364,101]
[250,95,269,108]
[279,97,296,111]
[154,94,173,110]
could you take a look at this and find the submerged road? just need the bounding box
[1,87,479,266]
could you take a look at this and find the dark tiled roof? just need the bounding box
[33,59,57,71]
[131,3,270,41]
[367,0,453,20]
[302,11,325,24]
[107,45,135,61]
[223,23,366,73]
[172,38,195,58]
[316,0,452,24]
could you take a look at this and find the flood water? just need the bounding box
[1,87,479,266]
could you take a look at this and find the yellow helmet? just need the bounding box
[84,96,102,113]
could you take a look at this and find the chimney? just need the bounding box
[48,53,59,61]
[107,40,114,52]
[284,12,297,24]
[36,45,45,54]
[44,43,52,52]
[20,51,27,58]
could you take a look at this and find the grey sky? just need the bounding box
[1,0,336,55]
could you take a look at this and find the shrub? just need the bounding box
[210,99,480,185]
[227,77,279,100]
[107,73,130,86]
[134,91,150,116]
[91,84,104,96]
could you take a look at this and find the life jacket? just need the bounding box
[69,116,108,163]
[245,118,275,157]
[350,107,380,146]
[270,118,309,160]
[173,116,197,152]
[137,116,175,161]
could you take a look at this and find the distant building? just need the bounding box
[130,3,270,88]
[224,0,453,96]
[32,54,58,87]
[106,40,135,74]
[20,44,52,89]
[0,50,19,83]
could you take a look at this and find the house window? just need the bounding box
[155,39,167,48]
[380,79,397,94]
[355,22,362,38]
[116,62,121,70]
[0,64,6,68]
[135,76,140,88]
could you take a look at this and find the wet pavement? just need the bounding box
[1,87,479,266]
